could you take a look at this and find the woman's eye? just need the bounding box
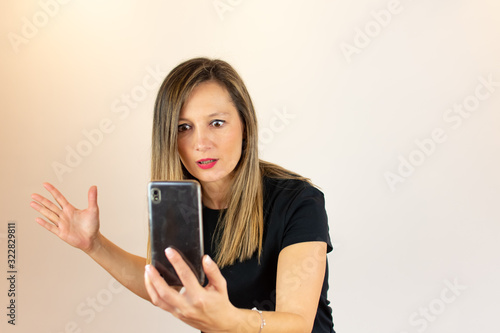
[178,124,191,132]
[211,120,225,128]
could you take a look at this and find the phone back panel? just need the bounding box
[148,181,204,286]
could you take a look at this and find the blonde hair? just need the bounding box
[149,58,309,267]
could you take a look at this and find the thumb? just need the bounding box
[88,185,98,210]
[203,255,227,292]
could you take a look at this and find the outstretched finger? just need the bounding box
[144,265,181,313]
[31,193,62,216]
[35,217,59,235]
[43,182,71,209]
[166,248,204,293]
[87,186,98,211]
[30,201,60,226]
[202,255,227,293]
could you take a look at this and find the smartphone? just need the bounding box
[148,180,204,286]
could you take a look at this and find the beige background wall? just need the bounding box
[1,0,499,332]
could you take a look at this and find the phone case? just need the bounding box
[148,180,204,286]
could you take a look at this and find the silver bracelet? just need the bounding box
[252,307,266,332]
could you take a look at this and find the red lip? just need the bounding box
[196,158,218,170]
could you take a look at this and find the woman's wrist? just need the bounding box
[85,232,105,257]
[222,307,263,333]
[252,307,266,332]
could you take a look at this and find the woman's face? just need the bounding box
[177,81,244,190]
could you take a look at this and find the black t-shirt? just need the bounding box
[203,177,335,332]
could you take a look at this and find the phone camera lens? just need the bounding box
[151,188,161,203]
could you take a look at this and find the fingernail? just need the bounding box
[165,247,174,258]
[204,255,212,266]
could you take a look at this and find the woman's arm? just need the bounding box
[144,241,327,333]
[267,241,327,331]
[231,241,327,332]
[86,234,150,300]
[30,183,150,301]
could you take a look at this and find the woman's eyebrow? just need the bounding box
[208,112,230,118]
[178,112,230,122]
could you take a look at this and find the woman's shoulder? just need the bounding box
[262,175,324,208]
[263,175,315,192]
[259,160,324,206]
[261,175,331,252]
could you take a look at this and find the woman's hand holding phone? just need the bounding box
[30,182,102,254]
[144,248,241,332]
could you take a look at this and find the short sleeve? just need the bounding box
[281,185,333,252]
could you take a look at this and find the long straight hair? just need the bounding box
[150,58,262,267]
[149,58,311,267]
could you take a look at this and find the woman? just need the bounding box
[30,58,335,332]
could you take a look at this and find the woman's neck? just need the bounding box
[200,180,231,210]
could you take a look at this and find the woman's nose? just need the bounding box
[194,127,211,151]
